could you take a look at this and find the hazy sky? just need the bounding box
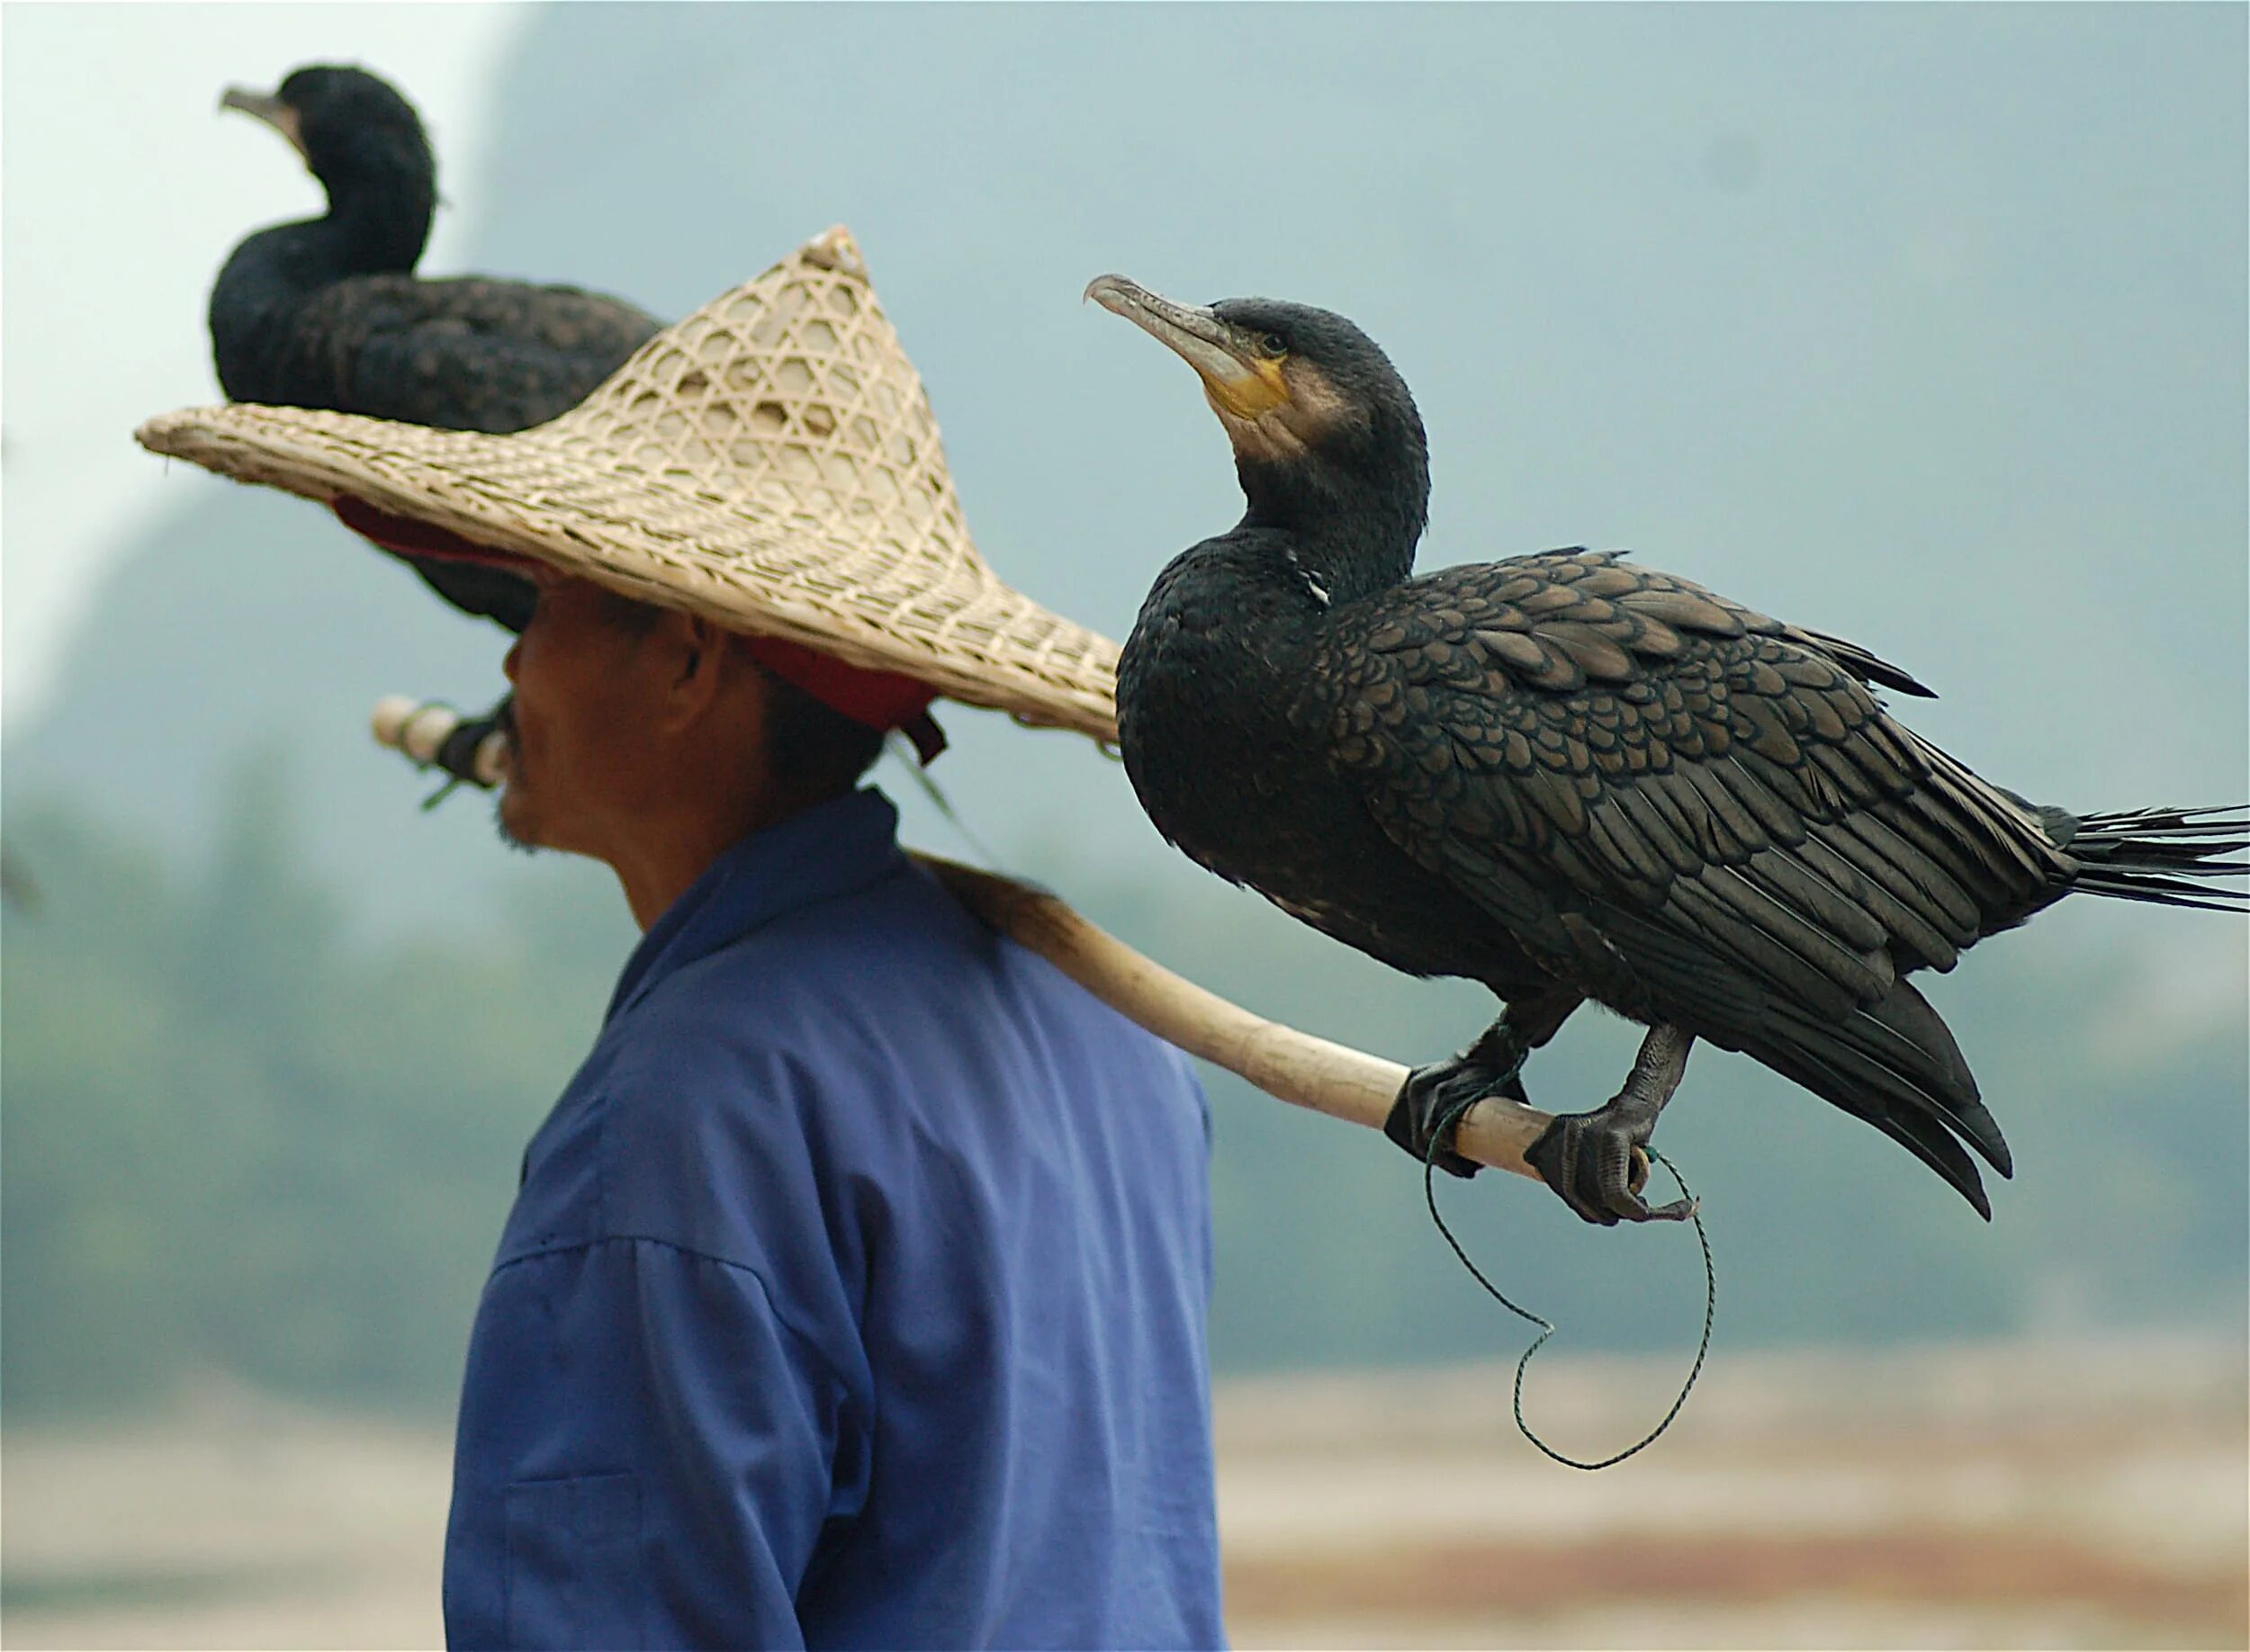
[1,3,526,728]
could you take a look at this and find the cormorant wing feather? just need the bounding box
[298,274,661,432]
[1294,549,2061,1195]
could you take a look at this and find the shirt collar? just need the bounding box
[606,787,905,1023]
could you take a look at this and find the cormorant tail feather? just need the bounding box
[2048,805,2250,913]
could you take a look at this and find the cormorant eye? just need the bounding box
[1260,332,1288,358]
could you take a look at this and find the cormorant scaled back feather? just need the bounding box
[1089,275,2248,1217]
[210,64,663,629]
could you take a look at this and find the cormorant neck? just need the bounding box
[316,157,436,273]
[1234,421,1428,603]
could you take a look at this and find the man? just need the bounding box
[140,229,1224,1648]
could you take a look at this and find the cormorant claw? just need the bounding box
[1525,1109,1687,1226]
[1385,1023,1532,1179]
[1525,1024,1697,1226]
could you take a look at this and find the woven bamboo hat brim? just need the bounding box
[137,227,1120,743]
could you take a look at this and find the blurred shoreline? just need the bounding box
[6,1331,2243,1650]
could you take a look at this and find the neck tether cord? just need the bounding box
[1424,1088,1714,1470]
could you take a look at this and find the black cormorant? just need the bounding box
[1088,274,2247,1226]
[211,64,662,630]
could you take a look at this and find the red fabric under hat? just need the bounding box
[331,496,947,762]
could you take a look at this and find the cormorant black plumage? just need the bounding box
[211,64,662,630]
[1089,275,2248,1224]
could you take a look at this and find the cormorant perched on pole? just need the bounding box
[1087,274,2247,1226]
[211,64,662,630]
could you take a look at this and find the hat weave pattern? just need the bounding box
[139,228,1120,741]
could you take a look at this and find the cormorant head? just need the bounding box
[222,65,434,236]
[1085,274,1429,557]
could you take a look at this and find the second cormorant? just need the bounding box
[212,63,662,630]
[1088,274,2246,1226]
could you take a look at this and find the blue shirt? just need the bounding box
[444,790,1223,1650]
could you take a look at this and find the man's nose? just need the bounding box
[502,640,521,683]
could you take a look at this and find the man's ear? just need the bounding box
[655,610,733,730]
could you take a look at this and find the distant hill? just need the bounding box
[3,484,524,929]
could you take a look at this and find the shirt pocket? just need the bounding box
[504,1472,644,1650]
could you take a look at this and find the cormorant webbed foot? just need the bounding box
[1386,1021,1532,1179]
[1526,1024,1698,1226]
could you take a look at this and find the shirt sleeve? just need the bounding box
[456,1237,858,1651]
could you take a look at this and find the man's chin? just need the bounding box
[493,785,541,855]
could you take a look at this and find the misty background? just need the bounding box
[4,4,2245,1430]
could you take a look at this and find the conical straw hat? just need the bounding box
[137,226,1120,742]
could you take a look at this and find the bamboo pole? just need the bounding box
[914,856,1555,1183]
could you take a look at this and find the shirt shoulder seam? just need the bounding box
[487,1232,861,1396]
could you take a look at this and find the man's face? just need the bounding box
[497,570,661,858]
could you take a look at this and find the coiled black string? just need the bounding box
[1425,1090,1714,1470]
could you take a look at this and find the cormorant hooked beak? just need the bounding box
[220,85,308,162]
[1084,274,1292,421]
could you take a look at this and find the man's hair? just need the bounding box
[759,669,887,795]
[592,587,886,795]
